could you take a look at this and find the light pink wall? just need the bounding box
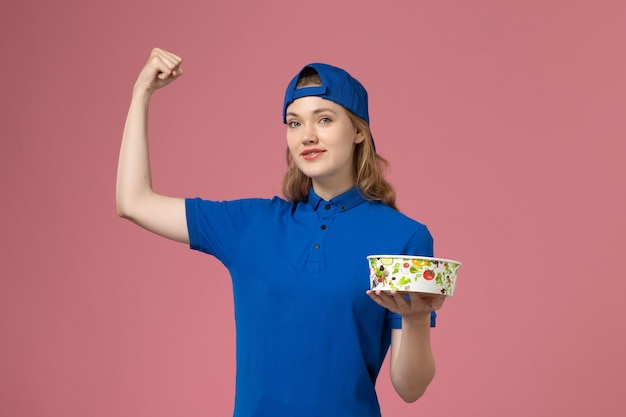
[1,1,625,416]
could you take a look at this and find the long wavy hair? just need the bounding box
[281,69,398,210]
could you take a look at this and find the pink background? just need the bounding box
[1,1,625,416]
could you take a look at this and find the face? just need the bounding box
[285,96,364,199]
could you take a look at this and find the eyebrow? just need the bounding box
[286,108,338,117]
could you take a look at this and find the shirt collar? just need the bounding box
[307,187,366,212]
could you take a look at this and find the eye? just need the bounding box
[288,120,300,128]
[319,117,332,124]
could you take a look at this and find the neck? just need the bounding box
[312,180,355,201]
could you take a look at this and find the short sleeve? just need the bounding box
[388,223,437,328]
[185,197,269,265]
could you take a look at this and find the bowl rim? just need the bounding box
[366,255,462,266]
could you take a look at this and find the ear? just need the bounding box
[353,126,365,144]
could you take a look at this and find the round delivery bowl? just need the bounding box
[367,255,462,296]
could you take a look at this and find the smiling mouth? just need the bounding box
[301,149,325,159]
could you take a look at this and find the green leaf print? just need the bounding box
[398,276,411,285]
[435,272,443,286]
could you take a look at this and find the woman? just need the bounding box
[117,48,445,417]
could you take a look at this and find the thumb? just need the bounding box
[157,66,183,85]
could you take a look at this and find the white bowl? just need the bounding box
[368,255,462,296]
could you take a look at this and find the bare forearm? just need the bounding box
[390,313,436,402]
[116,90,155,218]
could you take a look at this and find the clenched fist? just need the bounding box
[133,48,183,95]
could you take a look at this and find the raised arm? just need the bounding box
[116,48,189,244]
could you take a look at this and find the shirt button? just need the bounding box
[341,206,346,211]
[314,244,320,249]
[325,204,331,210]
[320,224,326,230]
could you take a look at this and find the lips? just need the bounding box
[301,148,325,160]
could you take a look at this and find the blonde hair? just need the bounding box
[281,69,398,210]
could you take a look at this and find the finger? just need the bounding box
[410,293,445,311]
[410,293,441,302]
[421,294,445,307]
[150,47,181,62]
[164,51,183,68]
[171,65,183,78]
[160,54,182,73]
[155,61,183,80]
[149,49,183,79]
[388,290,411,307]
[366,290,397,309]
[366,291,386,307]
[146,55,170,79]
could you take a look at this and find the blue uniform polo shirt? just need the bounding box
[186,187,434,417]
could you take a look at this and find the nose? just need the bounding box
[301,123,318,144]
